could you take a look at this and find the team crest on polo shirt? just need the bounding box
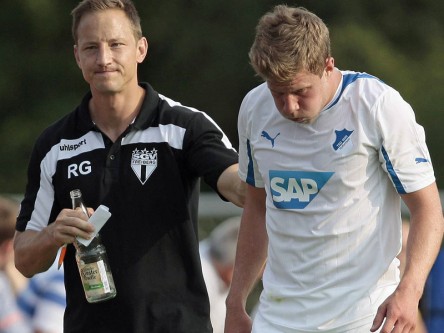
[131,148,157,185]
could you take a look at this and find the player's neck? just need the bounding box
[330,69,342,95]
[325,69,342,106]
[89,85,145,142]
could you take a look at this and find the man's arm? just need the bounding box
[371,182,444,332]
[225,184,267,333]
[14,229,60,278]
[217,164,246,208]
[14,208,94,277]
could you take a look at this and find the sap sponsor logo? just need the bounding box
[269,170,334,209]
[68,161,92,179]
[60,139,87,151]
[332,129,354,152]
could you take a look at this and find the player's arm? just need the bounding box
[217,163,246,208]
[14,208,94,277]
[225,184,267,333]
[371,182,444,332]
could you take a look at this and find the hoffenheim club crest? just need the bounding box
[332,128,354,154]
[131,148,157,185]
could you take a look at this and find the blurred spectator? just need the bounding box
[17,257,65,333]
[0,197,28,295]
[200,216,241,333]
[0,196,31,333]
[421,243,444,333]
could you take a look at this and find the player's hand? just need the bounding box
[49,208,95,247]
[224,306,252,333]
[370,286,420,333]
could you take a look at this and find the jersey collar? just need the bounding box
[76,82,160,133]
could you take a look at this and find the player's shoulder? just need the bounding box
[340,70,391,94]
[240,82,273,114]
[34,108,82,153]
[244,82,270,102]
[157,92,213,126]
[339,69,403,107]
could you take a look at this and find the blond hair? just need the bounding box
[71,0,143,43]
[249,5,331,82]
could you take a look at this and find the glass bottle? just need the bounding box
[70,189,117,303]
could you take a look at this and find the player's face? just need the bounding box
[74,9,147,94]
[267,66,334,124]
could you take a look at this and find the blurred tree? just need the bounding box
[0,0,443,193]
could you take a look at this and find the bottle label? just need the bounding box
[80,260,111,296]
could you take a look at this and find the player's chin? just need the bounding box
[289,117,311,124]
[92,81,123,94]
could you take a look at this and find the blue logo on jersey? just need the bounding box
[415,157,429,164]
[332,129,354,151]
[261,131,280,147]
[269,170,334,209]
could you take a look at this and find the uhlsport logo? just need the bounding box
[131,148,157,185]
[269,170,334,209]
[60,139,86,151]
[332,128,354,152]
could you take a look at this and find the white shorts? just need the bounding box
[252,310,381,333]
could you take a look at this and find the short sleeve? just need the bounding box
[238,91,264,188]
[375,89,435,194]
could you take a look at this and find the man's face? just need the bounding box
[267,68,332,124]
[73,9,147,94]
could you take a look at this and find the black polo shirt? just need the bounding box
[17,83,238,333]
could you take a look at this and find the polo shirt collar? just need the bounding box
[76,82,160,133]
[132,82,159,130]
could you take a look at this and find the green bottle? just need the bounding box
[70,189,117,303]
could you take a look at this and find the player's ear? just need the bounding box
[74,45,82,69]
[324,57,335,75]
[136,37,148,64]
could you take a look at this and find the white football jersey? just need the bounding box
[238,70,435,331]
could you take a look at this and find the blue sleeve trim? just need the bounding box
[382,145,406,194]
[328,72,380,110]
[246,139,255,186]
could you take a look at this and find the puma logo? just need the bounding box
[261,131,280,148]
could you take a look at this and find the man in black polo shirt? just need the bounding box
[13,1,244,332]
